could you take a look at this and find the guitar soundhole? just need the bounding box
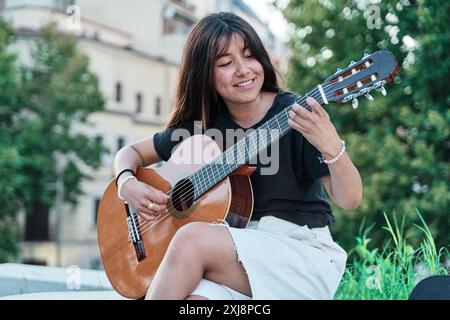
[171,179,194,212]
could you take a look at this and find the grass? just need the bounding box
[334,209,449,300]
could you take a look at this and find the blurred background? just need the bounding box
[0,0,289,270]
[0,0,448,285]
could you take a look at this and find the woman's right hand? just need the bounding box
[120,179,170,221]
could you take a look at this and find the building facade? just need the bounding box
[2,0,286,269]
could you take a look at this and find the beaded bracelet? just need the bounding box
[318,140,346,164]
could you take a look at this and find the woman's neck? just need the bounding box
[226,91,276,129]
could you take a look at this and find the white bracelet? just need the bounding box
[318,140,346,164]
[117,175,137,200]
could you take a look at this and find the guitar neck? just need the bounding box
[190,86,327,200]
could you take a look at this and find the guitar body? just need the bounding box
[97,134,255,298]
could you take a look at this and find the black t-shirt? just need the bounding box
[153,89,335,228]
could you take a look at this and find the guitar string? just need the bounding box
[132,64,383,236]
[130,89,321,236]
[129,69,383,243]
[130,86,335,238]
[128,88,330,242]
[129,80,352,238]
[126,57,384,234]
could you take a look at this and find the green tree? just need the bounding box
[0,21,108,261]
[0,19,22,261]
[278,0,449,250]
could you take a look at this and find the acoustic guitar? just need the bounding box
[97,50,399,298]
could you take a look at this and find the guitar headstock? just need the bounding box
[322,50,400,109]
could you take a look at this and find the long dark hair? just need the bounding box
[166,12,279,130]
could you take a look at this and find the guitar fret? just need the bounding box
[248,132,257,160]
[236,144,244,164]
[243,136,250,160]
[275,114,281,132]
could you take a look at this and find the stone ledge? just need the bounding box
[0,263,113,297]
[0,290,128,300]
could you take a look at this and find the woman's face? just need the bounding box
[214,33,264,107]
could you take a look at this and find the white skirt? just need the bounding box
[190,215,348,300]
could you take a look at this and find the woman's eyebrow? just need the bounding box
[215,52,230,59]
[215,46,250,60]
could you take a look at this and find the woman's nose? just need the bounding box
[236,60,250,76]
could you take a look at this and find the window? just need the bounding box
[117,137,125,151]
[94,135,109,165]
[24,203,49,241]
[22,258,47,266]
[93,198,101,226]
[115,82,122,103]
[95,135,103,145]
[163,6,195,35]
[136,93,143,113]
[53,0,75,11]
[155,96,161,116]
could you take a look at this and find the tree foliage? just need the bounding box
[0,21,108,261]
[279,0,449,250]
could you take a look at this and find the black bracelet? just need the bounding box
[115,169,135,187]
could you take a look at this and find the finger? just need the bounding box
[288,118,310,134]
[292,103,315,121]
[146,186,170,204]
[288,110,311,129]
[306,97,326,117]
[137,211,157,221]
[141,202,167,215]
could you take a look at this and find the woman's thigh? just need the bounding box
[176,222,252,297]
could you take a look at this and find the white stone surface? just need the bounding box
[1,291,127,300]
[0,263,113,297]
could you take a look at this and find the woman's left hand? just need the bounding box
[288,97,342,157]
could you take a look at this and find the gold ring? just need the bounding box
[147,201,154,210]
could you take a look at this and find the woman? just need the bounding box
[113,12,362,300]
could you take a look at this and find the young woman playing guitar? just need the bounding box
[113,12,362,300]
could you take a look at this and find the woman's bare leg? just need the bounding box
[145,222,251,300]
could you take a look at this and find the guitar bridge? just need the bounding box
[125,203,147,262]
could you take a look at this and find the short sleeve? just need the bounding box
[153,123,193,162]
[303,137,330,180]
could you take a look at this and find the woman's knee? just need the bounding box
[165,222,210,265]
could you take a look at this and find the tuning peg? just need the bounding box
[349,61,355,66]
[363,53,369,58]
[335,67,342,74]
[365,93,374,101]
[378,86,387,96]
[352,98,359,109]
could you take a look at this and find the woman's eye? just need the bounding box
[219,61,232,67]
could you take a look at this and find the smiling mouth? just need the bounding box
[234,78,255,87]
